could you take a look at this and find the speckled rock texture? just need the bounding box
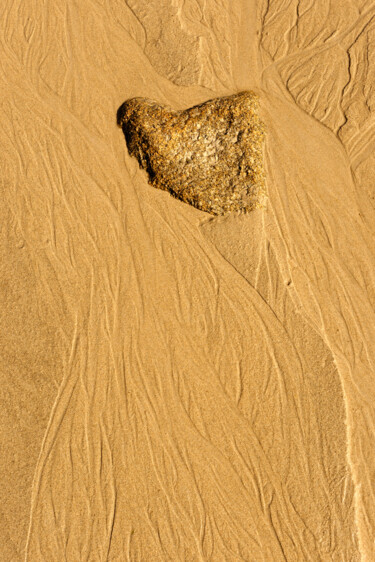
[117,91,266,215]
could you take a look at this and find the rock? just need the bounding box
[117,91,266,216]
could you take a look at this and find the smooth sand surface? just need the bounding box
[1,1,374,560]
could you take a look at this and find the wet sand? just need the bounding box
[1,1,374,560]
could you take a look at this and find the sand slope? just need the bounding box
[0,0,374,560]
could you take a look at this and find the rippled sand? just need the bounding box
[1,1,375,560]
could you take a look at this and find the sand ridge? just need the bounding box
[0,0,374,560]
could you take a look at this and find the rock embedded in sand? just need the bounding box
[117,91,266,216]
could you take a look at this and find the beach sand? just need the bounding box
[1,1,374,559]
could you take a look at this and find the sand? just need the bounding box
[0,0,374,560]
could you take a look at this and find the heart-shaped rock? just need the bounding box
[117,91,266,216]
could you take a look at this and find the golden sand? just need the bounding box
[1,0,374,560]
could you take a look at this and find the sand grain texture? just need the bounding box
[0,0,374,560]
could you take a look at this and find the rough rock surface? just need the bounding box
[117,91,266,215]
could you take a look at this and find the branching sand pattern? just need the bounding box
[2,0,375,559]
[117,91,266,215]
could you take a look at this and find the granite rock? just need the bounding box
[117,91,266,216]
